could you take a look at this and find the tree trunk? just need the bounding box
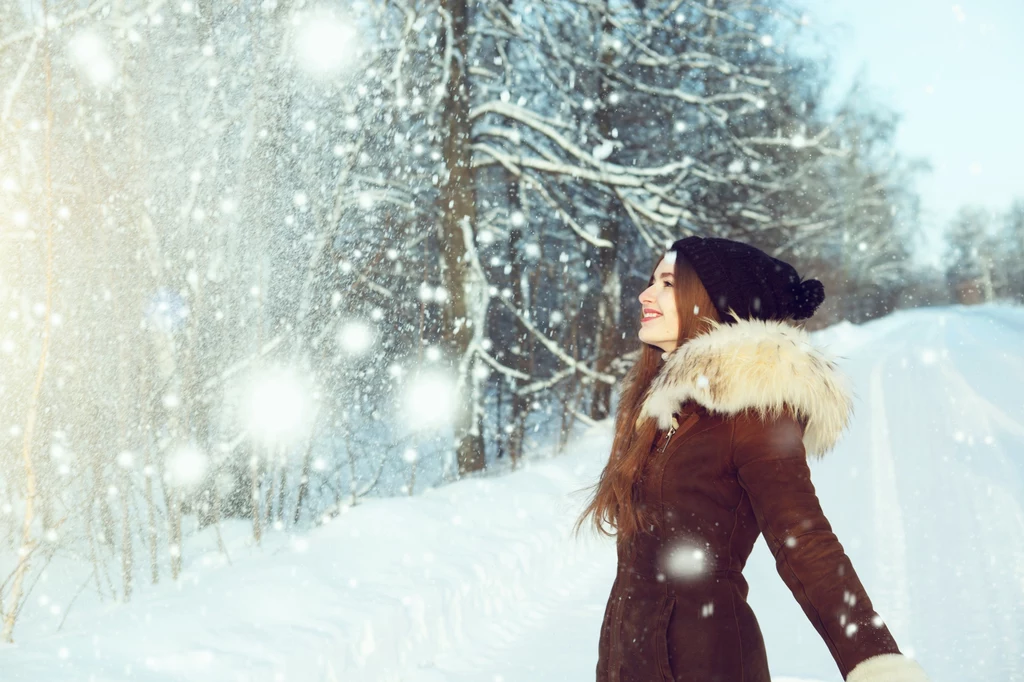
[2,19,55,640]
[120,469,133,602]
[169,489,182,581]
[84,499,106,601]
[276,466,287,524]
[293,440,313,525]
[438,0,485,476]
[505,182,531,465]
[264,458,275,527]
[251,457,263,545]
[144,423,159,586]
[590,3,623,422]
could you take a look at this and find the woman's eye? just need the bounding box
[663,280,673,287]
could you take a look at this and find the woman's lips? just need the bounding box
[641,312,662,324]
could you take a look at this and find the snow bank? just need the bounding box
[4,424,614,682]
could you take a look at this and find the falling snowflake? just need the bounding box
[69,31,115,84]
[661,540,709,580]
[167,447,208,488]
[242,368,315,445]
[403,372,457,430]
[295,15,359,74]
[338,320,375,355]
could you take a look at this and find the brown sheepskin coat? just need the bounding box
[596,316,930,682]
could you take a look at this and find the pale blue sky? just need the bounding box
[802,0,1024,269]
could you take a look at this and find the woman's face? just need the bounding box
[637,254,681,353]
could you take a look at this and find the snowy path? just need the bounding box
[889,308,1024,677]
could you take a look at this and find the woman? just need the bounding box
[576,236,930,682]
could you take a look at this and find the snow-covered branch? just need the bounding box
[496,296,616,386]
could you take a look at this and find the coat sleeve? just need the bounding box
[731,411,930,682]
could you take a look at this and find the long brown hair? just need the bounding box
[573,249,721,546]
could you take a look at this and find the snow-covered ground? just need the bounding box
[4,304,1023,682]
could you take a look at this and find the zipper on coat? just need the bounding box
[659,416,680,453]
[659,427,676,453]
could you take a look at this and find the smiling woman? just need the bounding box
[577,236,930,682]
[636,249,720,354]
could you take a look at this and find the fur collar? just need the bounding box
[638,313,853,458]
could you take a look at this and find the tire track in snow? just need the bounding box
[882,309,1024,678]
[867,344,913,640]
[930,313,1024,670]
[937,314,1024,440]
[412,530,615,681]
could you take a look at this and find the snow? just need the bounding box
[662,541,708,580]
[592,141,615,161]
[241,368,316,446]
[338,320,376,355]
[403,371,457,429]
[294,16,360,74]
[69,32,115,85]
[166,447,209,488]
[3,304,1023,681]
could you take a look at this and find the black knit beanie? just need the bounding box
[670,236,825,323]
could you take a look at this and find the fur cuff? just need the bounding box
[846,654,930,682]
